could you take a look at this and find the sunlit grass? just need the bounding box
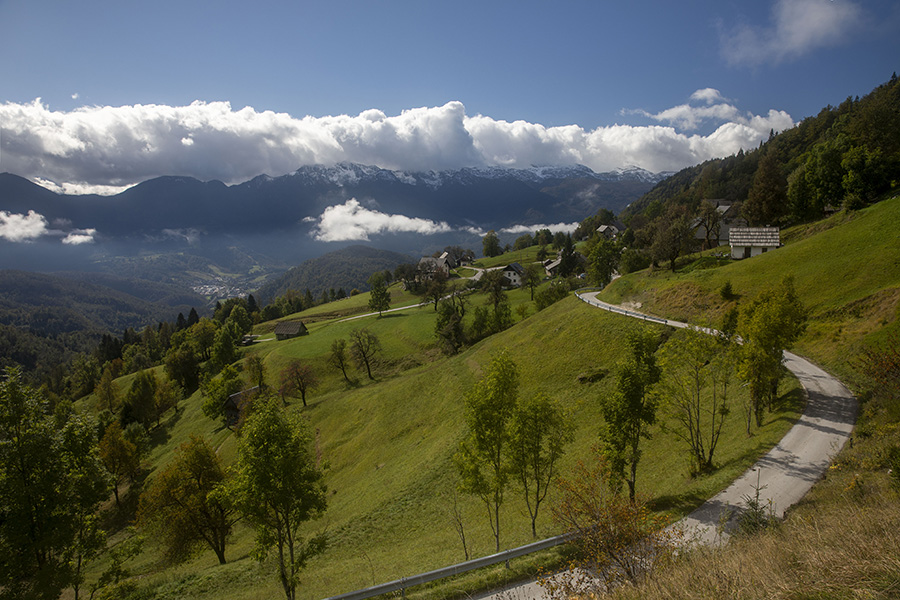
[109,289,801,600]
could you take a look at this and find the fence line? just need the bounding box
[321,533,572,600]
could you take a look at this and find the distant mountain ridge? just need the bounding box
[0,162,666,239]
[0,162,665,274]
[276,162,670,188]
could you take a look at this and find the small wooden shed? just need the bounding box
[223,386,260,427]
[274,320,308,341]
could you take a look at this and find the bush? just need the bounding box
[619,249,651,275]
[541,453,677,598]
[535,281,569,310]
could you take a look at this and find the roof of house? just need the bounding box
[419,256,449,269]
[503,262,526,276]
[274,321,307,336]
[597,224,619,234]
[729,227,781,247]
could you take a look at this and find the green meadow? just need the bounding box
[601,193,900,385]
[96,261,808,600]
[89,190,900,598]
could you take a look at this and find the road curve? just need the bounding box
[577,290,857,543]
[478,292,857,600]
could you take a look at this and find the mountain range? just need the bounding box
[0,163,667,273]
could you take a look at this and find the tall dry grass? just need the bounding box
[607,485,900,599]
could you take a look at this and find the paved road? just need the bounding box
[477,291,857,599]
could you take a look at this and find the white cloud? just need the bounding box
[500,222,580,235]
[0,95,795,192]
[721,0,863,66]
[33,177,132,196]
[309,199,453,242]
[634,88,793,138]
[0,210,49,242]
[690,88,727,105]
[62,228,97,245]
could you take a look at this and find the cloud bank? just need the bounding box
[720,0,863,66]
[307,199,453,242]
[0,94,794,194]
[0,210,49,242]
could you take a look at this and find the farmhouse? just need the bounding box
[274,320,308,340]
[501,262,526,286]
[597,224,620,240]
[418,255,451,278]
[693,199,747,248]
[729,227,781,259]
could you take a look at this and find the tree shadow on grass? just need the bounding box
[146,407,183,450]
[648,490,708,514]
[101,469,148,534]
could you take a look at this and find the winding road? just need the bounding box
[479,291,857,599]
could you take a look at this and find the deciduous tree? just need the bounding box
[543,453,675,598]
[482,230,502,257]
[280,361,319,407]
[0,368,111,600]
[138,436,238,565]
[737,278,807,429]
[94,367,120,412]
[599,329,661,501]
[507,392,573,537]
[455,350,518,552]
[244,354,267,391]
[201,365,242,423]
[98,420,139,506]
[367,272,391,316]
[659,327,734,474]
[153,377,183,426]
[425,269,448,311]
[120,369,158,429]
[349,328,381,380]
[435,293,469,355]
[587,237,619,288]
[329,339,351,383]
[229,397,327,600]
[522,263,543,301]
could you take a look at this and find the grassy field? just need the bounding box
[86,186,900,599]
[89,188,900,599]
[472,247,542,269]
[89,261,812,600]
[601,193,900,385]
[587,195,900,600]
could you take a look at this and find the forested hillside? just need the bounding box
[0,270,202,383]
[625,74,899,223]
[255,245,416,303]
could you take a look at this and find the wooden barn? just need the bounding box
[274,320,308,340]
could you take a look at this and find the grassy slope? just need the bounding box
[602,194,900,385]
[101,277,802,600]
[95,244,820,598]
[592,196,900,600]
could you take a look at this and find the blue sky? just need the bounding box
[0,0,897,194]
